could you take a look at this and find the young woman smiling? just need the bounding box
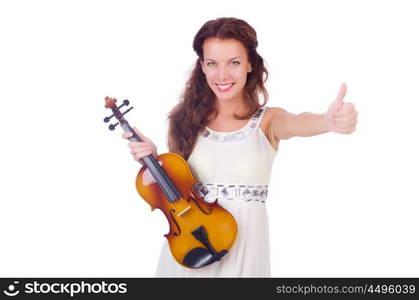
[123,17,357,277]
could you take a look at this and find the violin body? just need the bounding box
[136,152,238,268]
[104,97,238,268]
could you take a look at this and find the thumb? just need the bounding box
[333,82,347,112]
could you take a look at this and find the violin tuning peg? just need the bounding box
[109,122,119,131]
[121,106,133,116]
[117,99,130,110]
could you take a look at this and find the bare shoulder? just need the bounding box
[264,107,288,120]
[260,107,288,151]
[260,107,288,131]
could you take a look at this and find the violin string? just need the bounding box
[145,160,199,230]
[167,193,197,230]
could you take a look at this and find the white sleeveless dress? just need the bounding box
[155,106,277,277]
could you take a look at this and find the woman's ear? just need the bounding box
[247,63,252,73]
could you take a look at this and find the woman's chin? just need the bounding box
[215,92,238,102]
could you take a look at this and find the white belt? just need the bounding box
[193,182,268,203]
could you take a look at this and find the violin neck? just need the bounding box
[120,120,181,203]
[120,120,144,143]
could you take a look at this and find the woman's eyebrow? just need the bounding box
[205,56,241,62]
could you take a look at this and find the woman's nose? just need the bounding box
[216,66,229,81]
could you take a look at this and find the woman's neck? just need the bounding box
[214,98,249,119]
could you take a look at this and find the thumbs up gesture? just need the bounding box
[325,82,358,134]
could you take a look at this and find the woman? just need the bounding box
[123,17,358,277]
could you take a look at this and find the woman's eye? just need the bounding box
[231,61,240,65]
[207,62,215,66]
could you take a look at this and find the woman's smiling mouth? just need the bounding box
[215,82,235,92]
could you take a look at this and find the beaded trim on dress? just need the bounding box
[201,107,265,143]
[193,182,269,203]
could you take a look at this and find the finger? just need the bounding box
[122,132,133,139]
[335,117,358,131]
[334,110,357,122]
[131,145,152,154]
[340,102,355,114]
[346,118,358,129]
[127,141,150,149]
[334,82,347,111]
[134,150,153,161]
[334,104,356,118]
[341,124,357,134]
[334,115,356,127]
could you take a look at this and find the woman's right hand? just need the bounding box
[122,127,158,164]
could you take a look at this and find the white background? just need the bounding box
[1,0,418,277]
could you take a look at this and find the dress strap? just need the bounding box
[250,106,268,129]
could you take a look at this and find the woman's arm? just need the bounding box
[269,83,358,140]
[269,109,329,140]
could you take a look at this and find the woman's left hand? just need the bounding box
[325,82,358,134]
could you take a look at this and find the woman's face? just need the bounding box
[201,38,252,103]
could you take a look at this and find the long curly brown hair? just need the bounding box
[168,17,269,159]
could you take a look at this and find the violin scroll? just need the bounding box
[103,96,133,131]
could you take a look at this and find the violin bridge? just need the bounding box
[177,206,192,217]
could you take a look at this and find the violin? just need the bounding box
[103,97,238,268]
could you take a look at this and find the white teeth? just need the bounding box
[217,83,234,89]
